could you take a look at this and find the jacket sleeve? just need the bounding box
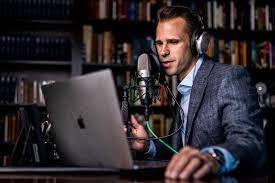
[217,66,266,171]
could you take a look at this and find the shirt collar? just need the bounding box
[177,55,204,91]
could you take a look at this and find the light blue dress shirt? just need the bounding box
[145,55,238,173]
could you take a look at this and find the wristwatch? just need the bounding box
[206,148,225,166]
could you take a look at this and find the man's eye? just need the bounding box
[155,42,163,46]
[168,40,179,44]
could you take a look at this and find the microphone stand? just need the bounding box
[121,80,152,135]
[121,72,161,136]
[144,78,151,122]
[121,86,130,136]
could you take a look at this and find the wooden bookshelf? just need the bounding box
[249,68,275,80]
[209,29,275,41]
[0,19,79,32]
[0,104,46,112]
[82,19,154,36]
[82,63,134,74]
[0,0,274,165]
[0,60,71,71]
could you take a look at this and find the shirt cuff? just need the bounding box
[143,140,156,158]
[201,146,239,174]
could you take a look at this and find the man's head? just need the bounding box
[154,6,203,80]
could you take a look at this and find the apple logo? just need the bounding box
[77,115,85,129]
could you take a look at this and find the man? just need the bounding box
[129,6,265,180]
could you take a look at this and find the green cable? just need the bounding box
[146,120,178,154]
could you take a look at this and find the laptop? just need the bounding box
[39,69,167,173]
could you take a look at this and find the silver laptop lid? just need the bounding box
[42,69,133,170]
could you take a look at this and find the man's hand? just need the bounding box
[127,115,149,152]
[165,146,219,180]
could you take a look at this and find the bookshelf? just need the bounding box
[0,104,46,112]
[209,29,275,41]
[0,0,274,166]
[82,63,134,73]
[0,60,71,71]
[82,19,154,35]
[0,0,79,166]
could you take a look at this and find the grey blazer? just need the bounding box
[154,58,265,171]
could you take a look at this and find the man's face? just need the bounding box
[155,17,196,80]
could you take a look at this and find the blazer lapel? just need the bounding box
[185,59,215,144]
[170,94,183,151]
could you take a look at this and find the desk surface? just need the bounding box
[0,171,272,183]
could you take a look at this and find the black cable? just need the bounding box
[127,83,185,140]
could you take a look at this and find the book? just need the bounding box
[83,25,94,63]
[149,114,165,136]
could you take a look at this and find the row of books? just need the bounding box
[85,0,170,22]
[129,75,178,107]
[135,113,173,137]
[0,0,75,20]
[0,74,55,105]
[0,72,175,108]
[83,27,275,69]
[205,0,274,31]
[0,34,71,61]
[0,105,46,166]
[0,113,19,145]
[0,113,19,166]
[0,75,17,104]
[115,71,131,88]
[82,25,153,65]
[207,38,275,69]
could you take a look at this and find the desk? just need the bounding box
[0,171,272,183]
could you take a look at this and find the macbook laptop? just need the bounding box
[39,69,167,173]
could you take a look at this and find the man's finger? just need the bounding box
[192,162,212,179]
[130,115,140,129]
[165,154,182,178]
[167,147,192,169]
[178,156,203,180]
[165,147,193,179]
[192,154,219,179]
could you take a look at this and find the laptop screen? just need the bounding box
[42,69,133,170]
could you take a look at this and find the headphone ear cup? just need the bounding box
[191,29,210,56]
[196,31,210,54]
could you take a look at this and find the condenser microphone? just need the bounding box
[137,53,153,106]
[136,50,166,120]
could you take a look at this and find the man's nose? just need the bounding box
[159,44,170,56]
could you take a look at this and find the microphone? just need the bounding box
[125,50,185,144]
[121,50,165,135]
[136,51,166,120]
[137,53,153,107]
[137,53,153,121]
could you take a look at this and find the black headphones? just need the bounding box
[190,14,210,57]
[153,7,210,57]
[155,6,210,57]
[147,7,210,80]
